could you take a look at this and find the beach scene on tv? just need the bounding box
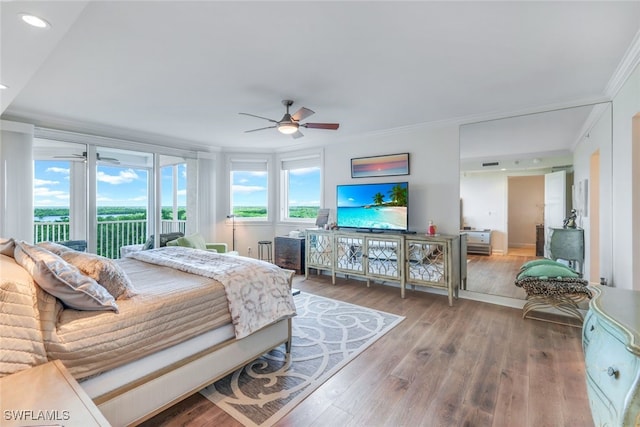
[337,182,408,230]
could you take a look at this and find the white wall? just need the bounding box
[323,124,460,236]
[213,124,460,258]
[612,62,640,290]
[460,170,551,255]
[572,103,613,284]
[0,121,34,241]
[215,124,461,258]
[460,172,507,253]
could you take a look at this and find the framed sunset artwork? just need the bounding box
[350,153,410,178]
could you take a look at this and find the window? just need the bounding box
[280,154,321,221]
[32,133,199,258]
[34,160,72,242]
[161,161,187,233]
[95,158,150,258]
[230,159,268,220]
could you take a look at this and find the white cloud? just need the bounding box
[46,167,69,175]
[34,178,59,186]
[97,169,139,185]
[177,189,186,196]
[34,187,68,199]
[232,184,266,193]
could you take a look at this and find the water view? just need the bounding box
[337,206,407,229]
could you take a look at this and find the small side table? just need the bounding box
[274,236,305,274]
[0,360,110,426]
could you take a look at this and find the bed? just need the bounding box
[0,239,296,426]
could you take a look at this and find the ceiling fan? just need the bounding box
[54,151,120,164]
[239,100,339,139]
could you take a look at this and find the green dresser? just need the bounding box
[549,227,584,273]
[583,286,640,426]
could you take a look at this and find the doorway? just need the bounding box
[507,175,544,256]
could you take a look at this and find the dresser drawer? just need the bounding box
[584,316,640,422]
[466,232,490,244]
[582,310,597,351]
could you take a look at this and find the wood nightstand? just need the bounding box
[0,360,110,426]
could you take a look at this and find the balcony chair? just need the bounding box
[166,233,237,255]
[119,233,238,258]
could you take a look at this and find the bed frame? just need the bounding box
[84,318,291,426]
[83,269,296,426]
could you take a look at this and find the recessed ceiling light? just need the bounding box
[0,84,8,90]
[20,13,51,29]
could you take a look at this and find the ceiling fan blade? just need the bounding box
[96,153,121,164]
[292,130,304,139]
[302,123,340,130]
[99,158,121,164]
[245,125,277,133]
[53,153,85,161]
[239,112,278,123]
[291,107,315,122]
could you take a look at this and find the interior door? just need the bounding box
[544,170,567,257]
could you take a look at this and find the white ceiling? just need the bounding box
[2,1,639,156]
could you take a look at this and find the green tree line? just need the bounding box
[34,207,187,221]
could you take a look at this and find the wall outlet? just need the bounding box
[247,247,252,257]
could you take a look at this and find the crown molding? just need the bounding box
[32,127,205,159]
[604,27,640,99]
[2,109,218,154]
[0,119,34,134]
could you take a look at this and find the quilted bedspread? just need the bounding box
[127,247,297,339]
[0,254,53,377]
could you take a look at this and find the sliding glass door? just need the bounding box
[94,147,152,258]
[34,138,197,258]
[33,139,87,245]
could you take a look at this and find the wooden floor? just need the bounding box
[143,272,593,427]
[465,248,539,299]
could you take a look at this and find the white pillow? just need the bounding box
[37,241,73,255]
[0,237,15,257]
[60,251,136,300]
[14,242,118,312]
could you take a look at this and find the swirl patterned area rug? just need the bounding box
[200,292,404,427]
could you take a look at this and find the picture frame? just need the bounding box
[350,153,410,178]
[573,179,588,217]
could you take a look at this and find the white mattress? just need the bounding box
[46,257,231,379]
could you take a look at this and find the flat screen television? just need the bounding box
[336,182,408,232]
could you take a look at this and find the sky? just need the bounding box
[34,160,186,208]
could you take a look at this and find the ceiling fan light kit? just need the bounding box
[278,122,299,135]
[240,100,339,139]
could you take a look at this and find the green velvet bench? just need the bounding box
[514,259,591,326]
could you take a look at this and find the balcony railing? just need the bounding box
[34,220,186,259]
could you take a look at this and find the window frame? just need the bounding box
[228,155,271,222]
[278,149,324,224]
